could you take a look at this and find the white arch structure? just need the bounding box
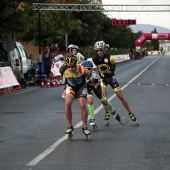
[32,3,170,59]
[135,33,170,58]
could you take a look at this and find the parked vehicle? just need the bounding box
[1,40,31,79]
[10,42,31,74]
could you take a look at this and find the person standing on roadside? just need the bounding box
[43,46,53,79]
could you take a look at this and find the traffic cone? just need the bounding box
[56,79,59,87]
[59,77,62,85]
[52,80,56,87]
[46,79,50,88]
[41,80,44,88]
[57,79,61,87]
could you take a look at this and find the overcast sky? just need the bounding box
[102,0,170,29]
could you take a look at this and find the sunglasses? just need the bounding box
[96,49,103,52]
[87,68,92,70]
[67,65,76,68]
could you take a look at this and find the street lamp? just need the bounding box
[38,8,42,80]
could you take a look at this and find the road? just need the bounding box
[0,55,170,170]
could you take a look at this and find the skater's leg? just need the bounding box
[64,95,74,126]
[87,95,95,119]
[115,90,138,122]
[78,97,88,127]
[100,84,111,119]
[102,101,116,114]
[115,90,131,113]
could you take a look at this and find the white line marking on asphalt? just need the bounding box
[26,57,160,167]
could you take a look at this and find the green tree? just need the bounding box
[150,28,159,50]
[0,0,50,40]
[0,0,136,52]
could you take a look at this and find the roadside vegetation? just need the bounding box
[0,0,160,56]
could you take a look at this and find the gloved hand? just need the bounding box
[94,82,100,89]
[112,76,117,83]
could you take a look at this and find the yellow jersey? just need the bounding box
[60,64,89,87]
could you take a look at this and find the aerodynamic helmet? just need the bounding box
[81,60,93,68]
[64,54,77,65]
[94,40,105,50]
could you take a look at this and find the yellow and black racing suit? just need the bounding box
[59,64,89,98]
[87,70,106,101]
[92,53,121,92]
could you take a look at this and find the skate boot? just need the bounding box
[65,125,73,141]
[129,113,139,126]
[90,118,97,132]
[82,127,91,141]
[105,112,110,126]
[111,111,125,126]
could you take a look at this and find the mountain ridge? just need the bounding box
[129,24,170,33]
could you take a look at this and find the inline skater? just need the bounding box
[70,45,84,64]
[59,54,91,140]
[62,45,85,98]
[81,60,123,128]
[92,40,139,125]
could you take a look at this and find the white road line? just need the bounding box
[26,57,160,167]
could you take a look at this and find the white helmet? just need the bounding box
[71,45,79,52]
[68,44,74,49]
[94,41,105,50]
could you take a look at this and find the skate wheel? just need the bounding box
[67,133,73,141]
[105,120,109,127]
[92,125,97,132]
[135,121,139,126]
[120,121,125,126]
[86,135,91,141]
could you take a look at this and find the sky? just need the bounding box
[102,0,170,29]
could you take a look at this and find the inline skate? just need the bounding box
[111,111,125,126]
[90,118,97,132]
[105,112,110,126]
[82,127,91,141]
[65,125,73,141]
[129,113,139,126]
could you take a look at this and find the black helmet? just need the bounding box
[64,54,77,65]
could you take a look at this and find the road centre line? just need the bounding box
[26,57,160,167]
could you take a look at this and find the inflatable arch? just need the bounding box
[134,33,170,58]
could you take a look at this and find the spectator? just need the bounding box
[43,46,53,79]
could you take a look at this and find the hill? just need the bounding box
[129,24,170,33]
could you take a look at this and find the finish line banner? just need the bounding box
[0,67,19,89]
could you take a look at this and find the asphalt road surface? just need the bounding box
[0,55,170,170]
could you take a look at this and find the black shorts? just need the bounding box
[66,83,88,99]
[101,77,121,92]
[87,85,106,101]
